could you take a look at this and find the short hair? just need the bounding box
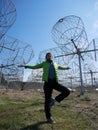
[45,52,52,59]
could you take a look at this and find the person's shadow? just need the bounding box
[20,121,47,130]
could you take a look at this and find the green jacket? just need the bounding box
[25,61,69,82]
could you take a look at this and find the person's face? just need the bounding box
[46,53,53,60]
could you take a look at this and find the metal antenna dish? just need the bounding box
[0,0,17,39]
[52,15,89,96]
[0,35,34,82]
[52,15,88,52]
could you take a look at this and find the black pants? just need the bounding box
[43,79,70,119]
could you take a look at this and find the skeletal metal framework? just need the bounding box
[0,0,17,39]
[27,15,98,93]
[0,35,34,82]
[52,15,88,52]
[28,46,80,86]
[82,38,98,87]
[38,46,67,64]
[21,15,98,95]
[51,15,88,95]
[31,47,70,83]
[29,40,98,90]
[1,0,98,93]
[51,15,98,96]
[0,0,35,86]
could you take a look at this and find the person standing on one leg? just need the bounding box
[18,52,70,123]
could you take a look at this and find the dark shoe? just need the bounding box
[47,117,56,123]
[49,98,56,107]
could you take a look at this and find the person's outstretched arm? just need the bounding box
[18,64,25,67]
[58,64,71,70]
[18,63,43,69]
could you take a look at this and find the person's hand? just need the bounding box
[67,67,71,69]
[18,64,25,67]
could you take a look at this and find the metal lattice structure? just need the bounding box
[0,35,34,82]
[0,0,17,39]
[52,15,88,52]
[51,15,98,96]
[0,0,35,88]
[27,15,98,93]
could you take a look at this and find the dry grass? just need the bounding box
[0,88,98,130]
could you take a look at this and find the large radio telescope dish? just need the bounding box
[52,15,88,52]
[0,0,17,39]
